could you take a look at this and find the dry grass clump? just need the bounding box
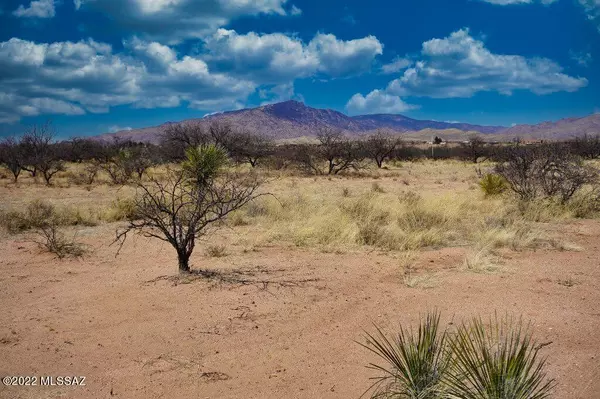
[0,199,98,233]
[566,186,600,218]
[403,272,439,289]
[101,197,137,222]
[371,182,385,193]
[228,211,250,226]
[230,180,565,254]
[462,246,502,274]
[0,200,56,233]
[0,195,144,234]
[205,244,228,258]
[0,199,88,258]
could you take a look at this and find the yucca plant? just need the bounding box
[445,315,555,399]
[182,144,229,187]
[361,312,450,398]
[479,174,508,197]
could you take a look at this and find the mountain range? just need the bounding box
[96,100,600,143]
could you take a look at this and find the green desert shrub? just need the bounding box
[361,311,450,398]
[479,173,508,197]
[362,312,555,399]
[446,315,555,399]
[0,200,58,233]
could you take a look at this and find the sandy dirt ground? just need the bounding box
[1,216,599,399]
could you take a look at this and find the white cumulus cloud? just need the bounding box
[0,37,255,123]
[73,0,300,42]
[381,57,412,74]
[13,0,55,18]
[345,28,587,117]
[386,28,587,98]
[204,29,383,83]
[345,90,417,115]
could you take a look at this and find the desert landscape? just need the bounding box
[1,123,600,398]
[2,0,600,397]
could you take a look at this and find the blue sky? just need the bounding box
[0,0,599,138]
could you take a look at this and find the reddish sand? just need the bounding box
[1,221,600,399]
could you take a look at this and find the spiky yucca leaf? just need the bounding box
[445,315,555,399]
[182,144,228,187]
[361,312,450,399]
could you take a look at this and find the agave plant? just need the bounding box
[181,144,229,187]
[445,315,555,399]
[361,312,450,399]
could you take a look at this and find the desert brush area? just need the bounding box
[3,0,600,397]
[1,128,600,398]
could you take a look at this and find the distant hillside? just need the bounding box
[351,114,503,134]
[94,101,600,143]
[495,113,600,141]
[95,101,504,143]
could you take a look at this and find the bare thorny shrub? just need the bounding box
[35,223,87,259]
[67,161,102,186]
[102,149,136,185]
[293,128,364,175]
[495,144,598,206]
[115,145,264,273]
[0,200,87,258]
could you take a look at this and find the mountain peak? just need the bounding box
[100,100,588,144]
[262,100,307,114]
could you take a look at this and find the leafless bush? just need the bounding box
[569,134,600,159]
[495,144,598,203]
[102,149,135,184]
[83,161,101,184]
[20,123,65,184]
[0,137,24,182]
[292,128,363,175]
[292,143,325,175]
[228,131,274,167]
[208,121,234,148]
[160,122,210,160]
[35,223,87,259]
[460,135,488,163]
[362,130,402,168]
[115,167,263,273]
[318,128,364,174]
[539,158,598,204]
[67,161,101,185]
[0,199,86,258]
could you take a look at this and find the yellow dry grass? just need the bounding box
[0,160,592,258]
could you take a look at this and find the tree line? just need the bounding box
[1,121,600,184]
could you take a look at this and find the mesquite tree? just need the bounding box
[116,145,261,273]
[363,130,402,168]
[461,135,487,164]
[0,137,23,182]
